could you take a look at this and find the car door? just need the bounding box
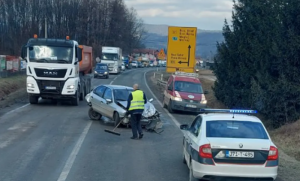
[91,85,107,113]
[185,116,203,167]
[101,87,114,118]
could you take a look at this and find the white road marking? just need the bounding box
[3,103,30,116]
[144,71,181,128]
[56,121,92,181]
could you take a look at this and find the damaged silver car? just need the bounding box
[85,84,160,127]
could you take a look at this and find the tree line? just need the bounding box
[213,0,300,127]
[0,0,145,58]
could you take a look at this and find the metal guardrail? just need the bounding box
[157,79,167,86]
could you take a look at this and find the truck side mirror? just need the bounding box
[21,45,27,61]
[77,47,83,62]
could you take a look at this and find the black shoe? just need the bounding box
[139,133,144,139]
[130,136,138,140]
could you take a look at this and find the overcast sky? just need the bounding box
[124,0,234,30]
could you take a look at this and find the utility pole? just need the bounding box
[45,18,47,38]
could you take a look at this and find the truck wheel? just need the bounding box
[88,108,102,120]
[29,95,39,104]
[168,100,174,113]
[71,91,79,106]
[113,112,120,126]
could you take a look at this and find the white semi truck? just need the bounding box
[21,34,93,106]
[100,46,122,74]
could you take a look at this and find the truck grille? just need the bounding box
[34,68,67,78]
[36,80,66,94]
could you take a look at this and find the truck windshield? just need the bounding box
[29,46,73,64]
[102,53,118,61]
[174,81,204,94]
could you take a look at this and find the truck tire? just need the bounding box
[29,95,39,104]
[88,108,102,120]
[71,91,79,106]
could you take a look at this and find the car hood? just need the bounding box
[174,91,202,101]
[116,101,128,109]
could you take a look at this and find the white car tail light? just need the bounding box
[267,146,278,160]
[199,144,212,158]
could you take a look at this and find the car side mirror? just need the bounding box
[77,47,83,62]
[21,44,27,61]
[204,90,209,94]
[180,124,189,130]
[106,99,112,103]
[149,98,153,102]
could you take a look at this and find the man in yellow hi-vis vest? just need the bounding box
[126,84,147,139]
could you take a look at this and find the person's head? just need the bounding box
[133,84,139,90]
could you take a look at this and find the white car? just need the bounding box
[131,61,138,68]
[180,109,278,181]
[121,63,125,71]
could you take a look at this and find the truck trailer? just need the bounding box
[21,35,93,106]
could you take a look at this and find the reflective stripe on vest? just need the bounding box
[128,90,144,111]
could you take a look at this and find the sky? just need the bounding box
[124,0,234,30]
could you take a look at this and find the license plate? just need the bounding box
[45,86,56,90]
[186,104,196,108]
[225,151,254,158]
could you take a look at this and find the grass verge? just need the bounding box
[0,75,26,108]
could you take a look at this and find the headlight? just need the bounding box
[67,85,75,89]
[94,71,97,74]
[174,97,182,101]
[201,100,207,104]
[114,69,117,71]
[104,72,108,74]
[27,83,34,88]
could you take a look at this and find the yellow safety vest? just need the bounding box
[129,90,145,111]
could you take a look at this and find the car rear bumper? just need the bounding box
[192,160,277,180]
[171,100,206,112]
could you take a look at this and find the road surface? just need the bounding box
[0,68,282,181]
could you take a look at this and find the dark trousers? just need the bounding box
[130,113,143,137]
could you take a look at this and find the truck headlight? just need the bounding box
[174,97,182,101]
[67,85,75,89]
[27,83,34,88]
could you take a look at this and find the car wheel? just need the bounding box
[88,107,102,120]
[113,112,120,126]
[168,100,174,113]
[162,96,167,108]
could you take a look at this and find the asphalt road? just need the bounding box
[0,67,282,181]
[0,68,189,181]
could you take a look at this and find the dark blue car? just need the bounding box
[94,63,109,79]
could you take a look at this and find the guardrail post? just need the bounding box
[160,74,163,80]
[154,72,155,78]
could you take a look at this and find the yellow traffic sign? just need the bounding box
[157,49,166,60]
[166,67,195,73]
[166,26,197,73]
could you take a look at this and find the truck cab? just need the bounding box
[21,35,92,106]
[100,46,122,74]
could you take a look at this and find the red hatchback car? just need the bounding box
[162,72,208,113]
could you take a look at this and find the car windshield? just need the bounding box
[96,64,107,70]
[174,81,203,94]
[102,53,118,61]
[113,89,133,101]
[29,45,73,64]
[206,120,269,139]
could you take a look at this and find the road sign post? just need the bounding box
[166,26,197,73]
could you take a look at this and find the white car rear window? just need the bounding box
[206,120,269,139]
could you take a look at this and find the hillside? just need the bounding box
[142,24,224,58]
